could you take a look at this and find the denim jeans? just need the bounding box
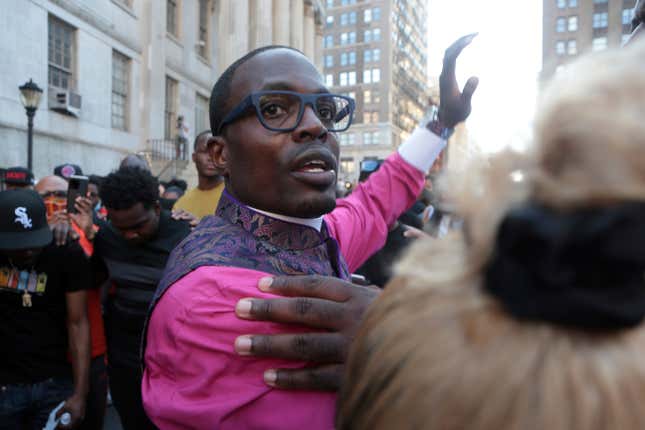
[0,377,73,430]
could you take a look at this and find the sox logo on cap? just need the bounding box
[14,207,33,229]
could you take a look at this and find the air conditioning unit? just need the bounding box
[48,87,82,117]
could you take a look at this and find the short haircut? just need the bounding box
[194,130,212,151]
[99,166,159,210]
[88,174,104,188]
[209,45,304,135]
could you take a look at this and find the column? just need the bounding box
[289,0,304,50]
[250,0,274,49]
[231,0,250,59]
[303,4,315,61]
[272,0,290,45]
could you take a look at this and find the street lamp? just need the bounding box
[18,79,43,171]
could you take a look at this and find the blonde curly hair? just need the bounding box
[337,41,645,430]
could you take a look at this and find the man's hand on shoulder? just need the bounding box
[438,33,479,128]
[234,275,380,391]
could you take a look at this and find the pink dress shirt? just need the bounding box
[143,151,427,429]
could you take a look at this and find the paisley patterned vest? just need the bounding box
[142,191,351,362]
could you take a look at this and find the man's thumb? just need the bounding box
[462,77,479,105]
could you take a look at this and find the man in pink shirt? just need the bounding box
[143,37,478,429]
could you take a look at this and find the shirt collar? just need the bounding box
[248,206,323,232]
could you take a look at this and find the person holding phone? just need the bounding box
[0,189,90,429]
[35,175,108,430]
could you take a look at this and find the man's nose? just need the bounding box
[293,104,327,142]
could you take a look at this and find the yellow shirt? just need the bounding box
[173,182,225,219]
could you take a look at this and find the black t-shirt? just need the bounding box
[0,241,92,384]
[93,210,190,367]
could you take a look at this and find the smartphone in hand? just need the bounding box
[67,175,89,214]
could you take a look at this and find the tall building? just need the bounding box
[0,0,324,179]
[542,0,637,81]
[322,0,429,184]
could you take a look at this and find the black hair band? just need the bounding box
[484,202,645,330]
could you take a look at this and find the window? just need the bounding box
[197,0,209,58]
[373,48,380,61]
[592,36,608,51]
[372,68,380,82]
[340,158,355,172]
[373,28,381,41]
[349,12,356,24]
[557,0,566,8]
[348,71,356,85]
[593,12,608,28]
[326,15,334,27]
[325,55,334,67]
[340,72,348,86]
[363,131,380,145]
[556,40,566,55]
[364,29,372,43]
[324,35,333,48]
[363,68,380,84]
[167,0,179,37]
[364,111,379,123]
[623,9,634,25]
[349,32,356,44]
[195,94,209,135]
[164,76,178,140]
[568,16,578,31]
[341,13,348,25]
[327,0,334,8]
[364,90,371,103]
[349,51,356,64]
[568,0,577,7]
[340,52,347,65]
[373,8,381,20]
[593,0,608,3]
[364,49,372,62]
[341,32,348,45]
[111,51,129,130]
[325,74,334,87]
[556,17,566,32]
[48,16,76,90]
[567,39,577,55]
[364,9,372,23]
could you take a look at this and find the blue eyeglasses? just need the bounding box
[216,90,355,135]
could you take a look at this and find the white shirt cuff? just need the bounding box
[397,127,447,173]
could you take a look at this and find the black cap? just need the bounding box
[54,163,83,179]
[0,190,53,250]
[4,166,34,186]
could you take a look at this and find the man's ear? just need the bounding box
[208,136,229,176]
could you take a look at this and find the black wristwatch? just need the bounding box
[424,106,454,140]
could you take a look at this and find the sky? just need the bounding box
[427,0,543,153]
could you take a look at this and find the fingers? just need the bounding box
[263,364,343,391]
[54,223,69,246]
[442,32,478,70]
[235,332,348,363]
[236,296,346,329]
[440,33,478,92]
[462,76,479,105]
[259,275,357,302]
[74,196,92,214]
[403,226,429,239]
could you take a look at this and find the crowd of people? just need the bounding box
[0,2,644,429]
